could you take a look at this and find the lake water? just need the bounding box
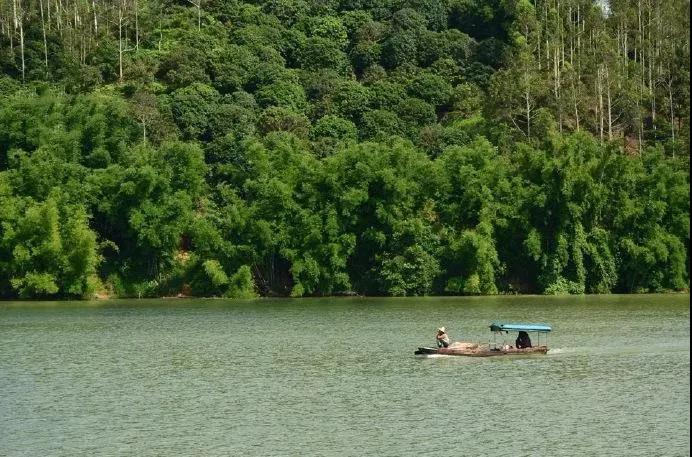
[1,294,689,456]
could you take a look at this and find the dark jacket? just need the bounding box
[515,331,532,348]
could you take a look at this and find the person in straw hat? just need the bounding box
[436,327,450,348]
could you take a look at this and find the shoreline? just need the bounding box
[0,290,689,302]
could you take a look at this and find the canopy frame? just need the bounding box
[489,323,552,333]
[489,322,551,349]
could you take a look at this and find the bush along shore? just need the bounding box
[0,0,689,299]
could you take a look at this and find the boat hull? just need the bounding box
[414,346,549,357]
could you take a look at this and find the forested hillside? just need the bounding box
[0,0,689,298]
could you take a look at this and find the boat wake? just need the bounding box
[547,345,688,356]
[547,347,592,355]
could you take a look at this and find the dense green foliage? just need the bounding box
[0,0,689,298]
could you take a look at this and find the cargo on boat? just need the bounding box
[414,322,551,357]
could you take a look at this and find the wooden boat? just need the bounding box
[414,322,552,357]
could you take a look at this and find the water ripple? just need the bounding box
[0,295,689,456]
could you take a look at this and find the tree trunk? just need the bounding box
[648,0,655,128]
[668,78,675,145]
[622,24,628,80]
[597,70,603,141]
[14,0,25,82]
[568,6,573,66]
[525,88,531,138]
[572,80,579,131]
[92,0,97,34]
[18,15,23,82]
[636,96,643,154]
[40,0,48,70]
[118,4,123,82]
[57,0,62,35]
[554,44,562,133]
[576,4,580,52]
[8,14,14,51]
[606,67,613,142]
[135,0,139,50]
[158,5,162,51]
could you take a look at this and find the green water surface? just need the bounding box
[1,294,689,456]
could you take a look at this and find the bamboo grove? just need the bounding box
[0,0,689,298]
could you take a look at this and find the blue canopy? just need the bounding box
[489,323,552,333]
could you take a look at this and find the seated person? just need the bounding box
[515,331,532,348]
[436,327,450,348]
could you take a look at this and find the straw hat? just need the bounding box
[437,327,446,333]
